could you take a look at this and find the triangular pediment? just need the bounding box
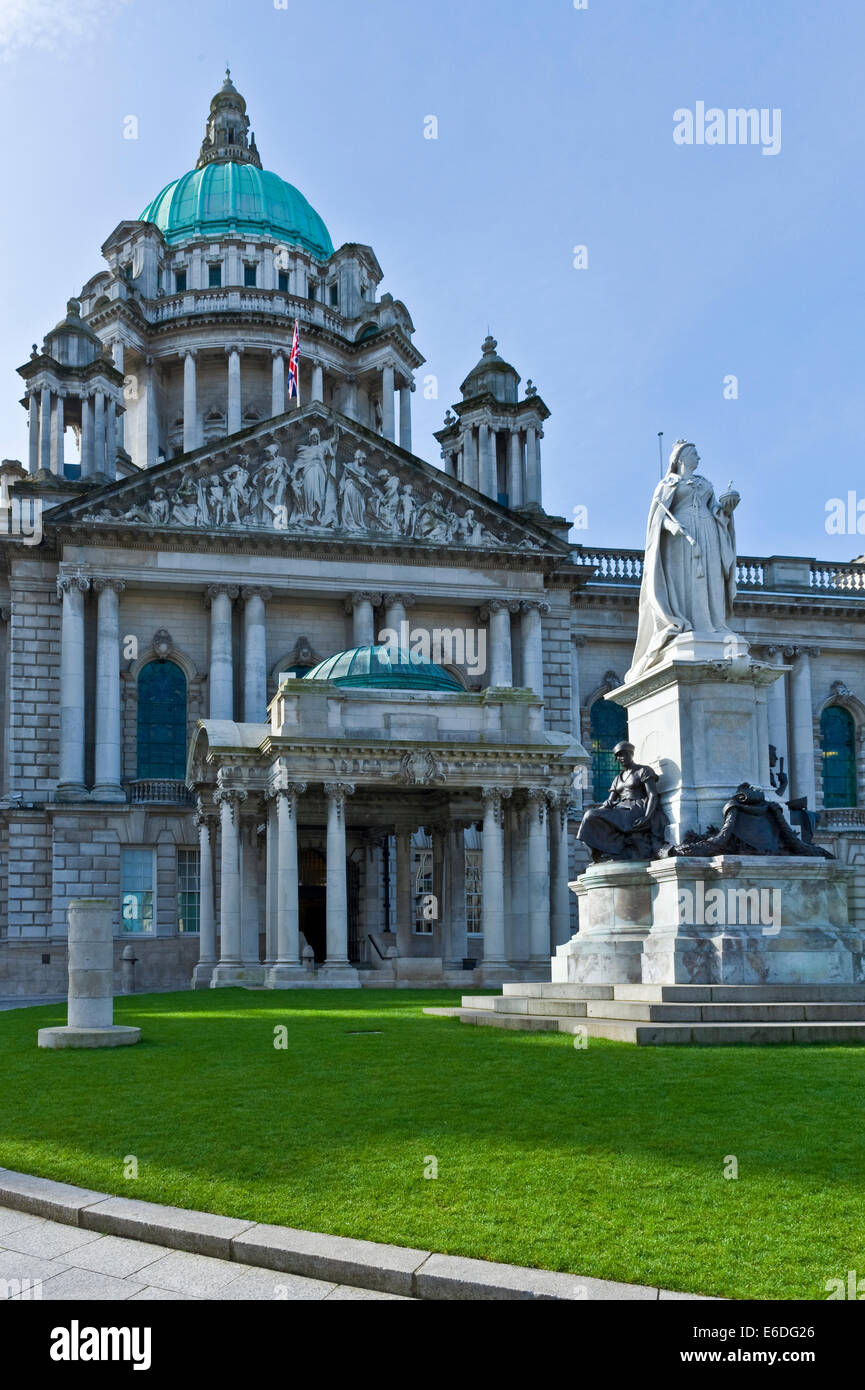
[46,405,566,556]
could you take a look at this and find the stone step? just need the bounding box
[611,983,865,1004]
[439,1008,865,1046]
[461,994,588,1017]
[585,1000,865,1023]
[501,982,615,1000]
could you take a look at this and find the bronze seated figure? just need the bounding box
[577,741,668,863]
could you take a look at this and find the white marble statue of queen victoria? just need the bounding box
[626,440,741,682]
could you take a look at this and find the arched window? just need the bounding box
[137,661,188,779]
[590,698,628,802]
[821,706,857,808]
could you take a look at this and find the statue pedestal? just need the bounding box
[560,857,862,986]
[608,650,787,843]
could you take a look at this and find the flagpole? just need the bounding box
[658,430,664,479]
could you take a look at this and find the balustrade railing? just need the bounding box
[129,779,193,805]
[573,547,865,597]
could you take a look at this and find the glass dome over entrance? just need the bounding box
[303,646,464,692]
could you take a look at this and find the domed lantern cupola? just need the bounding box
[196,67,262,170]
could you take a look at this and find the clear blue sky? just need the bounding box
[1,0,863,559]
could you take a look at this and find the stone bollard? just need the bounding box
[38,899,141,1049]
[121,942,139,994]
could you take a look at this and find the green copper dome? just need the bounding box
[304,647,464,692]
[140,162,334,258]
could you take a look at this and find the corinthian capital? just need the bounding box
[481,785,512,826]
[205,584,240,605]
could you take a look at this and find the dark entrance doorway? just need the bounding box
[299,849,326,962]
[298,848,362,964]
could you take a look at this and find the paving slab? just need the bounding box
[131,1249,254,1298]
[61,1233,171,1278]
[0,1221,103,1260]
[39,1267,147,1301]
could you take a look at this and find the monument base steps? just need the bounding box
[425,982,865,1045]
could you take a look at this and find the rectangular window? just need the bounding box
[466,850,483,935]
[177,848,200,934]
[121,848,154,934]
[308,280,318,301]
[175,269,187,293]
[329,283,339,306]
[413,848,434,933]
[244,263,257,287]
[277,270,289,293]
[208,263,222,288]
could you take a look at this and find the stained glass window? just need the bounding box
[590,698,628,802]
[137,661,187,779]
[821,706,857,808]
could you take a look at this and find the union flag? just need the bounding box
[287,320,300,403]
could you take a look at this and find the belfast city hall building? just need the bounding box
[2,73,865,996]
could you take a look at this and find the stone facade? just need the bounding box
[2,76,865,996]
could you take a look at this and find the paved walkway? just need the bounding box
[0,1205,409,1300]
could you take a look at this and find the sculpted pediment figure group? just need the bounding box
[84,420,540,551]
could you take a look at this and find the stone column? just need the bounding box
[264,795,277,967]
[271,350,286,416]
[50,393,64,475]
[462,429,478,491]
[193,809,217,988]
[508,430,523,507]
[268,782,307,984]
[38,900,141,1048]
[93,390,105,473]
[105,399,116,478]
[395,826,413,957]
[484,600,514,688]
[183,349,199,453]
[481,788,510,970]
[28,392,40,473]
[212,787,246,983]
[789,646,818,809]
[40,386,51,472]
[447,823,468,967]
[227,346,242,435]
[242,586,272,722]
[92,578,126,801]
[525,424,541,506]
[548,792,572,949]
[381,363,395,441]
[383,592,414,647]
[766,646,789,782]
[206,584,237,720]
[112,342,125,448]
[479,423,495,498]
[323,782,356,977]
[57,574,89,799]
[520,600,548,697]
[570,635,584,740]
[364,836,383,937]
[80,394,94,476]
[508,801,530,963]
[399,384,412,452]
[345,591,381,648]
[311,362,324,403]
[240,811,263,974]
[526,789,551,963]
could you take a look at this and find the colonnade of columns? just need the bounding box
[442,420,542,506]
[196,782,573,988]
[481,599,549,696]
[178,348,413,451]
[764,644,819,809]
[55,574,553,802]
[27,385,118,478]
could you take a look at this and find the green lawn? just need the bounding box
[2,987,864,1299]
